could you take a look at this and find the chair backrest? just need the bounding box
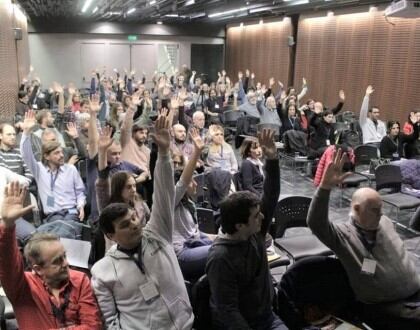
[257,123,281,136]
[272,196,312,238]
[375,164,402,193]
[191,275,212,330]
[196,207,218,234]
[193,173,207,205]
[223,110,244,126]
[354,144,380,166]
[232,171,242,191]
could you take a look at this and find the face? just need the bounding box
[42,131,57,143]
[354,193,382,230]
[124,96,132,107]
[266,97,276,109]
[72,94,80,103]
[121,176,137,202]
[195,78,202,86]
[134,129,148,145]
[46,112,54,127]
[247,92,257,105]
[107,142,122,165]
[390,123,400,136]
[20,94,29,104]
[144,90,150,98]
[81,103,90,113]
[202,84,209,93]
[256,82,262,90]
[108,209,142,249]
[117,105,124,114]
[288,105,296,117]
[236,205,263,237]
[249,144,262,159]
[193,113,205,129]
[308,100,315,110]
[289,88,296,95]
[34,241,69,288]
[173,155,184,170]
[0,125,16,148]
[210,89,217,98]
[212,130,224,145]
[45,147,64,167]
[178,75,185,85]
[324,114,334,124]
[371,108,380,120]
[173,125,186,142]
[81,119,89,130]
[314,102,324,114]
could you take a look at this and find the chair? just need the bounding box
[353,144,380,183]
[196,207,218,234]
[232,172,242,192]
[191,275,212,330]
[222,110,245,126]
[375,164,420,224]
[193,173,207,206]
[272,196,333,261]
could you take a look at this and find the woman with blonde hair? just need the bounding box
[205,124,238,173]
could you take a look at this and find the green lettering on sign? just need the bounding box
[127,35,138,41]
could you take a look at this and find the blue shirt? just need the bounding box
[20,133,86,214]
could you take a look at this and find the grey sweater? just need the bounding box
[307,188,420,304]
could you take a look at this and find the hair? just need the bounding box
[219,191,261,234]
[171,151,186,168]
[18,90,27,99]
[110,102,123,127]
[41,140,61,164]
[192,111,205,120]
[36,109,51,124]
[77,113,90,127]
[109,171,141,205]
[132,124,148,135]
[286,86,295,96]
[368,106,379,114]
[99,202,133,234]
[24,233,59,267]
[80,99,89,108]
[323,109,333,118]
[0,122,14,134]
[123,95,132,107]
[387,120,400,133]
[209,124,224,137]
[240,139,259,159]
[41,128,57,141]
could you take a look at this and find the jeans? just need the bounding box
[15,218,36,244]
[177,234,212,280]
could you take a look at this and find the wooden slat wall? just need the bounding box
[294,10,420,124]
[226,20,292,87]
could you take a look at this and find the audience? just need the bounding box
[308,149,420,329]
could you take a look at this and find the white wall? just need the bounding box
[28,33,224,88]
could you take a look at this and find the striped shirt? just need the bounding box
[0,148,33,180]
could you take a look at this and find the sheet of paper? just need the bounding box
[60,238,91,269]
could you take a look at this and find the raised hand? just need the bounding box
[68,82,76,95]
[302,77,307,86]
[278,81,284,89]
[52,81,63,94]
[222,70,226,77]
[1,182,34,226]
[366,85,374,96]
[192,70,196,76]
[67,154,79,165]
[158,107,169,117]
[170,96,179,109]
[238,71,243,80]
[150,114,171,154]
[98,126,114,151]
[163,86,171,98]
[190,128,205,152]
[251,72,255,80]
[269,77,275,87]
[258,129,277,160]
[22,110,36,134]
[245,69,250,77]
[339,89,345,101]
[65,122,79,139]
[89,94,101,114]
[320,149,352,190]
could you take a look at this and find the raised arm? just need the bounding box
[297,77,308,101]
[259,129,280,236]
[359,85,374,126]
[144,115,174,243]
[19,110,40,178]
[120,100,136,149]
[88,95,101,159]
[307,149,351,248]
[331,90,345,115]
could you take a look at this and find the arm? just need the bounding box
[65,122,87,160]
[144,115,174,243]
[259,130,280,236]
[297,77,308,101]
[240,161,260,195]
[359,86,373,127]
[120,105,135,149]
[88,96,101,159]
[72,165,86,216]
[20,110,40,178]
[331,90,345,115]
[74,274,103,329]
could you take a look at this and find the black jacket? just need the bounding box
[206,159,280,329]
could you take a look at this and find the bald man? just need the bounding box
[171,124,194,161]
[307,150,420,330]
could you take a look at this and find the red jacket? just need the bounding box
[314,145,355,187]
[0,225,102,330]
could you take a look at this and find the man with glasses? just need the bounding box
[359,85,386,145]
[0,182,102,329]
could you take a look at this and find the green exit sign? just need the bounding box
[127,35,138,41]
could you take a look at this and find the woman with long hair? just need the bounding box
[239,138,265,196]
[380,118,419,159]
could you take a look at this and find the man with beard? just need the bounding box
[20,110,86,223]
[121,104,150,173]
[359,85,386,145]
[0,181,102,330]
[171,124,194,161]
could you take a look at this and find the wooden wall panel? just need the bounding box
[294,10,420,124]
[226,20,292,88]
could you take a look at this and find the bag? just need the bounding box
[283,130,309,156]
[369,158,391,174]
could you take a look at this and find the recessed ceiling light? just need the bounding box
[81,0,93,13]
[127,8,136,14]
[92,6,98,14]
[157,20,163,24]
[150,0,157,4]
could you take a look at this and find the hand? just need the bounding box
[150,114,171,154]
[158,107,169,117]
[78,207,85,222]
[192,70,196,75]
[89,94,101,114]
[269,77,275,87]
[258,129,277,159]
[217,72,221,78]
[29,65,34,72]
[238,71,243,80]
[68,83,76,95]
[225,77,231,85]
[190,128,205,153]
[131,69,136,76]
[1,182,34,227]
[339,89,345,101]
[163,86,171,97]
[137,170,150,183]
[67,155,79,165]
[131,94,141,107]
[245,69,250,77]
[113,68,118,73]
[65,122,79,139]
[222,70,226,77]
[261,85,267,95]
[170,96,179,109]
[98,126,114,151]
[22,110,36,134]
[302,77,307,86]
[53,82,64,94]
[251,72,255,80]
[278,81,284,89]
[320,149,352,190]
[366,85,374,96]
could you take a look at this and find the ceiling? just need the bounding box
[16,0,392,24]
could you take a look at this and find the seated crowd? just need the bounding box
[0,65,419,330]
